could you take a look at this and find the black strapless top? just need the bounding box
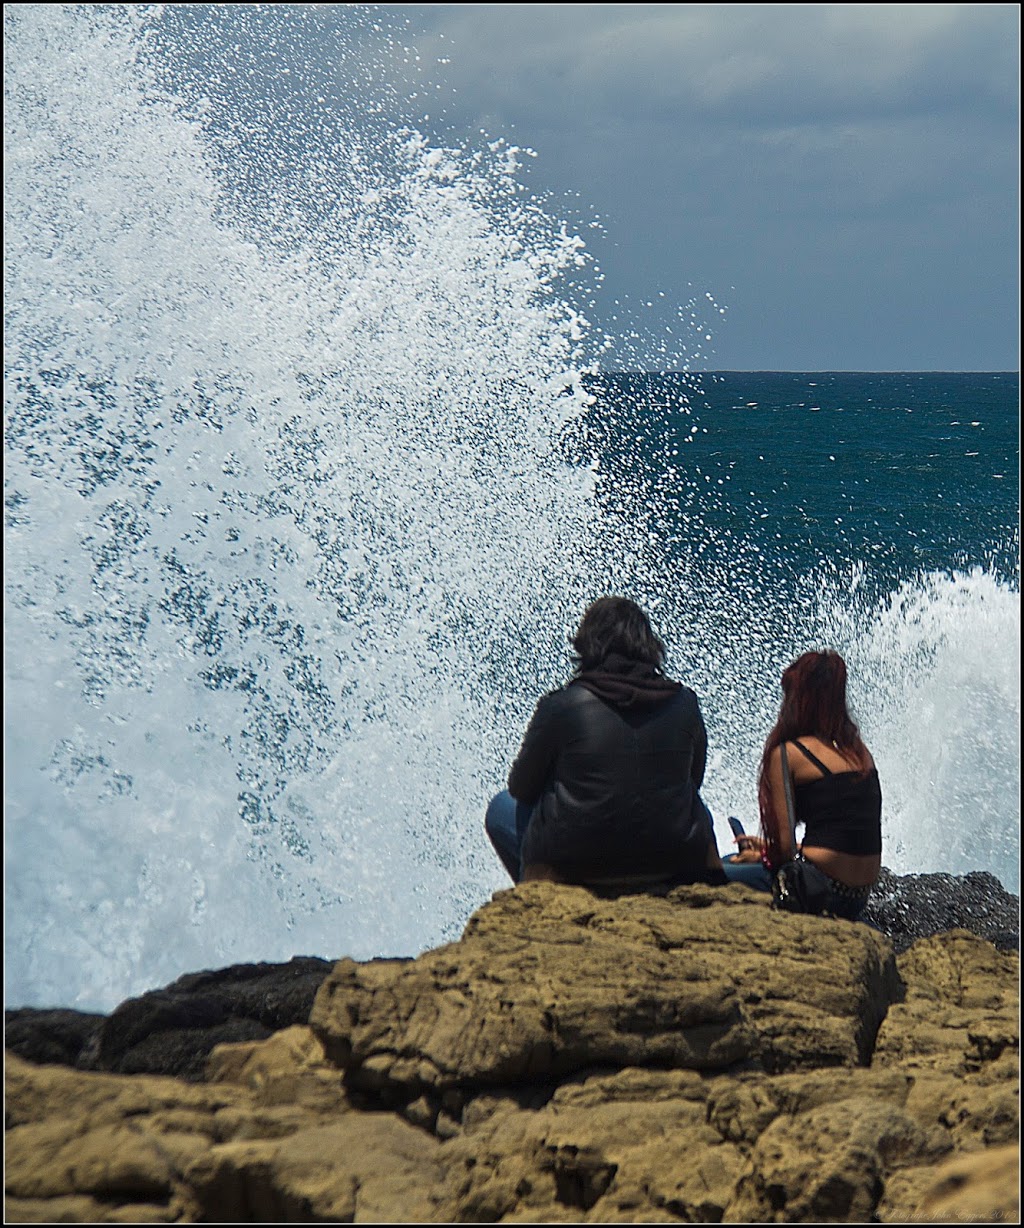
[791,741,882,856]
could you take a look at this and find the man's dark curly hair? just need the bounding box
[571,596,667,672]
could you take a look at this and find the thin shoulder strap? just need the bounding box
[791,739,833,776]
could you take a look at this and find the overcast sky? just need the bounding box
[372,3,1019,371]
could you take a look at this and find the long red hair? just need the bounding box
[757,650,870,853]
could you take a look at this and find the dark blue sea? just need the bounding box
[5,5,1020,1013]
[585,371,1018,591]
[566,371,1019,895]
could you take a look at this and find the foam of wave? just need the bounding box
[5,5,609,1010]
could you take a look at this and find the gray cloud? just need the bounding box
[403,4,1017,128]
[354,4,1019,368]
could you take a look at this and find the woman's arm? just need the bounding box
[763,744,797,865]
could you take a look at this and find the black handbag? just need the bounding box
[770,743,833,915]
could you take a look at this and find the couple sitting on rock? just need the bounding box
[485,596,881,922]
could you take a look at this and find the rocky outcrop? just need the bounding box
[862,867,1019,953]
[5,956,333,1082]
[5,880,1018,1223]
[309,882,898,1097]
[6,867,1016,1085]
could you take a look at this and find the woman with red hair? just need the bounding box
[727,649,882,919]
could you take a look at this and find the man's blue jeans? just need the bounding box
[484,788,744,887]
[484,790,534,883]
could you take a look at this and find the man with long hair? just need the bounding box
[485,596,725,889]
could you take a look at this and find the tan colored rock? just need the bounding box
[6,1120,179,1202]
[881,1142,1020,1223]
[3,1194,178,1223]
[5,896,1017,1225]
[874,929,1019,1076]
[899,929,1018,1010]
[428,1066,740,1223]
[725,1096,946,1222]
[4,1054,244,1222]
[184,1115,443,1223]
[871,928,1019,1205]
[4,1049,244,1133]
[704,1069,937,1220]
[310,882,900,1097]
[4,1048,444,1225]
[706,1066,916,1146]
[899,1062,1019,1157]
[205,1023,353,1114]
[429,1064,958,1223]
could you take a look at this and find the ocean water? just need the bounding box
[4,6,1019,1013]
[578,371,1019,894]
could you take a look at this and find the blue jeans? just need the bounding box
[721,854,773,892]
[484,791,535,883]
[485,788,727,886]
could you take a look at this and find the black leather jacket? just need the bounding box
[511,681,710,882]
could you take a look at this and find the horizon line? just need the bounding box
[594,368,1020,376]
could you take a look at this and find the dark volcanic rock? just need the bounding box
[862,867,1019,953]
[4,1007,105,1069]
[4,956,335,1083]
[84,956,335,1081]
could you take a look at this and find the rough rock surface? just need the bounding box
[862,867,1020,953]
[6,867,1016,1083]
[5,956,333,1082]
[5,881,1019,1223]
[309,882,899,1093]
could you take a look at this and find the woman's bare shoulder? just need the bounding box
[801,734,875,771]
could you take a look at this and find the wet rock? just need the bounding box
[863,867,1019,953]
[83,956,336,1081]
[5,958,337,1084]
[4,1008,105,1070]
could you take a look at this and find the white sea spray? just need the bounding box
[5,4,611,1009]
